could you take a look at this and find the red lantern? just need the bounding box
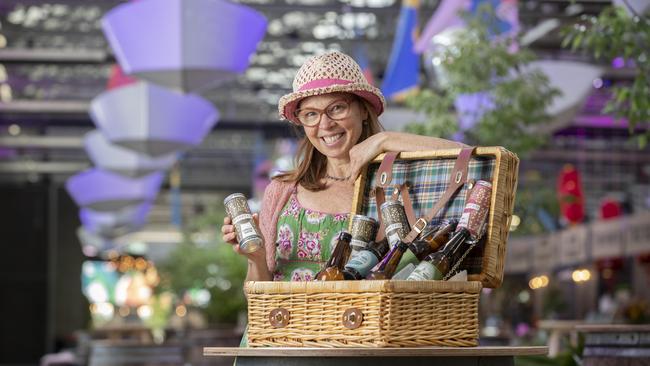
[557,164,585,224]
[600,199,622,220]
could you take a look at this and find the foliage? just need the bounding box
[562,4,650,147]
[406,4,560,155]
[157,201,248,324]
[144,292,174,343]
[542,285,568,319]
[511,177,560,237]
[515,334,584,366]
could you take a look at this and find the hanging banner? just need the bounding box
[625,211,650,256]
[505,236,533,274]
[533,233,556,272]
[591,218,626,259]
[559,224,588,266]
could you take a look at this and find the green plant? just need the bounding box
[562,4,650,147]
[406,4,559,155]
[511,181,560,236]
[542,285,568,319]
[158,201,248,324]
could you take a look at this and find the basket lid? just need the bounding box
[350,147,519,288]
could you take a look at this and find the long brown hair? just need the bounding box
[275,96,384,191]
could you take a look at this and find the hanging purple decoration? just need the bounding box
[84,130,177,177]
[102,0,267,93]
[66,168,164,211]
[77,227,116,257]
[454,92,495,131]
[89,81,218,156]
[80,202,151,238]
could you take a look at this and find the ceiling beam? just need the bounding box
[0,100,90,114]
[0,161,89,173]
[0,48,109,63]
[0,135,84,148]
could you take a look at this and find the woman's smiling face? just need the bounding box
[297,92,368,160]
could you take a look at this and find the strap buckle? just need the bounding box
[412,218,428,235]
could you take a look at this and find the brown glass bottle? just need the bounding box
[342,238,390,280]
[408,219,458,261]
[366,240,409,280]
[407,179,493,281]
[315,232,352,281]
[406,228,469,281]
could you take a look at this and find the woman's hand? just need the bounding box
[221,214,267,264]
[348,132,388,183]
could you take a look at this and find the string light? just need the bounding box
[175,305,187,317]
[572,269,591,283]
[529,275,549,290]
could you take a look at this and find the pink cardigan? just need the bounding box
[258,179,296,272]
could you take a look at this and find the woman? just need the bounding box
[221,51,464,282]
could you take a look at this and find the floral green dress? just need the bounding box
[272,190,350,281]
[239,190,349,348]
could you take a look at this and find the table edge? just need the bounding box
[203,346,549,357]
[575,324,650,332]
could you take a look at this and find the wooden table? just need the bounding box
[203,346,548,366]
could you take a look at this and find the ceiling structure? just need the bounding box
[0,0,626,192]
[0,0,613,122]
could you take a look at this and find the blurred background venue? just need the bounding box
[0,0,648,365]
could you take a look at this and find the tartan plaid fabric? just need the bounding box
[361,156,495,225]
[359,156,496,275]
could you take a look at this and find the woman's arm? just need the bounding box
[245,249,272,281]
[348,131,468,181]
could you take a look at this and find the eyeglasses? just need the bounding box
[294,99,356,126]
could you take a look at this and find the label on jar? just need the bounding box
[239,221,256,237]
[458,180,492,239]
[345,251,379,276]
[458,212,470,229]
[386,223,404,232]
[407,261,443,281]
[233,213,253,224]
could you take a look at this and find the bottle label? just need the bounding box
[350,239,369,250]
[396,248,418,273]
[387,232,401,247]
[407,261,443,281]
[345,251,379,276]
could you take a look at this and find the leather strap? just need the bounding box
[374,186,386,241]
[375,152,399,188]
[402,147,476,243]
[373,152,398,240]
[400,182,416,227]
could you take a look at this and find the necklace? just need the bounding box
[325,173,350,181]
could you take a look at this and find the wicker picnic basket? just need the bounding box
[246,146,519,348]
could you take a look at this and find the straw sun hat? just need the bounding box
[278,51,386,124]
